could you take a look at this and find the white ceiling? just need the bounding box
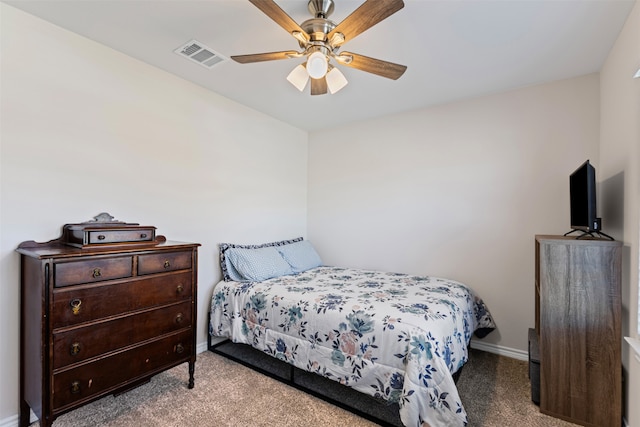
[5,0,635,132]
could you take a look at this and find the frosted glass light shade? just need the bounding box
[306,52,328,79]
[326,67,348,94]
[286,64,309,91]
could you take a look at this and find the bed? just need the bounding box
[209,238,495,427]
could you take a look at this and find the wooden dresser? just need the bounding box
[17,215,199,427]
[534,235,622,427]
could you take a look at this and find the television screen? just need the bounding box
[569,160,597,231]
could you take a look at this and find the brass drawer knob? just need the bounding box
[70,381,81,394]
[163,260,171,269]
[140,233,147,238]
[70,299,82,315]
[92,268,101,278]
[175,313,184,324]
[97,234,106,240]
[176,285,184,294]
[70,342,81,356]
[175,343,184,354]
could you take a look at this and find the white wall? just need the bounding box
[0,4,308,421]
[599,1,640,425]
[307,74,601,353]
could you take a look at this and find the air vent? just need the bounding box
[174,39,226,69]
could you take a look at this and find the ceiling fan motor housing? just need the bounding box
[300,18,336,44]
[308,0,335,18]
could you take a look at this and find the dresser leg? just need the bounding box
[188,360,195,389]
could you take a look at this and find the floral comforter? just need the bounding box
[209,266,495,427]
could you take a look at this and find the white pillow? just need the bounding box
[277,240,322,273]
[226,246,293,281]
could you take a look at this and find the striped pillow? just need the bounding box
[219,237,303,281]
[226,246,293,282]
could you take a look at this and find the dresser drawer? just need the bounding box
[52,272,192,328]
[138,250,192,275]
[86,228,155,245]
[53,301,192,369]
[55,257,133,288]
[52,329,193,411]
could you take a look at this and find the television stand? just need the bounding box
[563,229,614,241]
[534,235,622,426]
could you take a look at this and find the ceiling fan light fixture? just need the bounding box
[306,51,328,79]
[287,64,310,91]
[234,0,407,94]
[326,67,348,94]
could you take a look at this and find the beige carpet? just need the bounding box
[32,349,578,427]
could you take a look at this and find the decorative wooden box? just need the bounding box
[61,212,162,248]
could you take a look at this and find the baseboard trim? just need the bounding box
[196,340,209,354]
[0,414,18,427]
[0,410,36,427]
[470,339,528,361]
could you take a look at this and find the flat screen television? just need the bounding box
[569,160,599,232]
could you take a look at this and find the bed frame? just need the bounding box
[208,333,464,427]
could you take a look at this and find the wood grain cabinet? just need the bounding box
[534,235,622,427]
[17,217,199,427]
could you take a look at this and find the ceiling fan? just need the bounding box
[231,0,407,95]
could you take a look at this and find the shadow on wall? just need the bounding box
[600,171,624,238]
[600,171,631,333]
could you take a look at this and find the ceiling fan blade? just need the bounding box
[248,0,310,43]
[231,51,299,63]
[310,77,328,95]
[328,0,404,46]
[340,52,406,80]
